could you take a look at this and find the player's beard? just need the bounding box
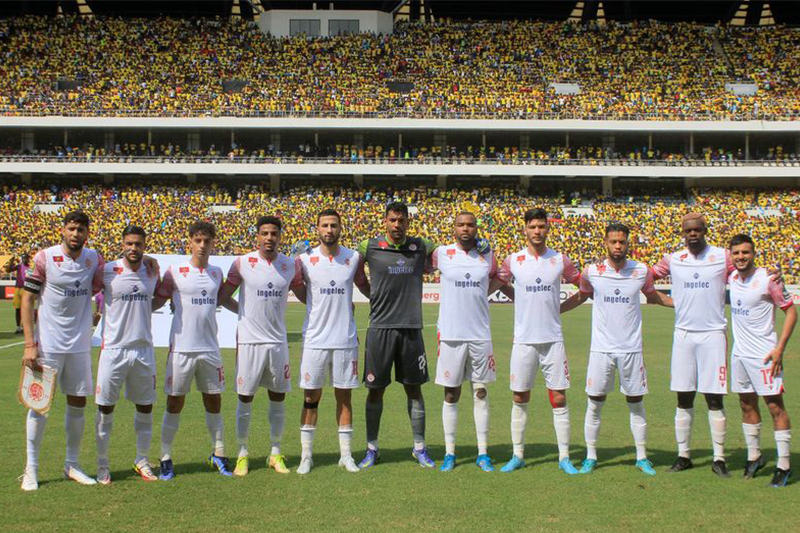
[65,238,86,253]
[321,234,339,246]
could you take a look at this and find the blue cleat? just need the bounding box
[159,459,175,481]
[358,448,379,470]
[769,468,792,488]
[412,448,436,468]
[559,457,579,475]
[208,454,233,476]
[636,459,657,476]
[500,455,525,472]
[440,454,456,472]
[476,454,495,472]
[579,458,598,474]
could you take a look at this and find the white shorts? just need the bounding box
[731,354,785,396]
[299,347,360,390]
[95,346,156,406]
[509,341,570,392]
[165,350,225,396]
[435,340,497,387]
[236,343,292,395]
[586,351,648,397]
[670,329,728,394]
[39,351,93,397]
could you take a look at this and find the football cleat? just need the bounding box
[358,448,379,470]
[208,454,233,476]
[711,460,731,478]
[440,454,456,472]
[63,466,97,485]
[667,456,693,473]
[296,457,314,475]
[635,459,657,476]
[338,456,360,473]
[476,454,495,472]
[769,468,792,488]
[134,460,158,481]
[233,456,249,477]
[268,454,290,474]
[19,468,38,491]
[96,466,112,485]
[579,458,598,474]
[412,448,436,468]
[743,456,765,479]
[500,455,525,473]
[159,459,175,481]
[559,457,579,475]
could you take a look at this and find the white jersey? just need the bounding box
[298,246,367,349]
[156,262,223,353]
[498,247,580,344]
[101,260,158,349]
[432,243,498,341]
[729,268,793,359]
[579,260,657,353]
[26,245,104,353]
[226,251,301,345]
[653,245,733,332]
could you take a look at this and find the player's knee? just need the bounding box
[367,388,385,403]
[513,390,530,404]
[404,384,422,400]
[98,404,115,415]
[268,391,285,402]
[765,396,786,416]
[166,395,185,413]
[705,394,724,411]
[202,393,221,413]
[473,385,487,401]
[238,394,254,404]
[548,389,566,408]
[135,404,153,414]
[67,395,86,408]
[676,392,695,409]
[625,395,642,404]
[589,395,607,403]
[739,394,758,412]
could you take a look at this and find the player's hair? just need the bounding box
[63,210,90,228]
[385,201,409,217]
[729,233,755,250]
[317,209,341,225]
[524,208,547,224]
[455,211,477,222]
[256,215,282,232]
[188,221,216,239]
[122,225,147,239]
[605,223,630,238]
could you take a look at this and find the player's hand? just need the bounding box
[763,348,783,379]
[767,267,782,284]
[22,344,42,373]
[93,312,102,327]
[143,256,160,278]
[476,238,491,255]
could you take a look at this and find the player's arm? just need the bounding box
[21,252,45,371]
[152,266,174,311]
[291,257,307,304]
[765,281,797,377]
[642,268,673,307]
[651,254,671,281]
[217,258,243,309]
[356,239,370,263]
[143,255,160,279]
[354,255,370,298]
[494,255,514,300]
[562,266,592,313]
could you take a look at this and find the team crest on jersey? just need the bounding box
[733,273,739,280]
[366,372,375,383]
[113,267,123,275]
[179,267,190,277]
[516,255,525,264]
[378,241,388,249]
[680,253,688,261]
[248,257,258,268]
[310,256,319,266]
[597,264,606,275]
[409,244,417,251]
[446,249,456,259]
[53,255,64,267]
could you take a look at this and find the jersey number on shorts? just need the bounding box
[418,355,427,372]
[760,368,775,385]
[352,360,358,377]
[218,367,225,384]
[284,364,291,380]
[718,366,727,386]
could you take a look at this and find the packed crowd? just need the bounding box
[1,17,800,119]
[2,142,797,165]
[2,182,799,283]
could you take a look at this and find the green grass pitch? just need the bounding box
[0,301,796,533]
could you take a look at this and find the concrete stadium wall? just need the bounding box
[258,9,393,37]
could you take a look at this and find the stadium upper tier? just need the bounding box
[1,17,800,120]
[2,184,798,283]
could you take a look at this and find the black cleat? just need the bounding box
[668,456,694,473]
[743,456,765,479]
[769,468,792,488]
[711,460,731,478]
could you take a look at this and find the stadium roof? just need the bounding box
[2,1,800,25]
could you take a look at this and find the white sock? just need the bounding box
[65,405,85,469]
[95,411,114,468]
[628,401,647,461]
[708,409,726,462]
[775,429,791,470]
[134,411,153,464]
[236,400,252,458]
[742,423,762,461]
[205,412,225,457]
[584,399,604,461]
[26,410,47,472]
[300,425,316,460]
[367,440,379,452]
[511,402,528,459]
[472,385,489,456]
[338,425,353,459]
[553,406,571,461]
[442,401,458,456]
[160,411,181,461]
[675,407,693,458]
[268,401,285,456]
